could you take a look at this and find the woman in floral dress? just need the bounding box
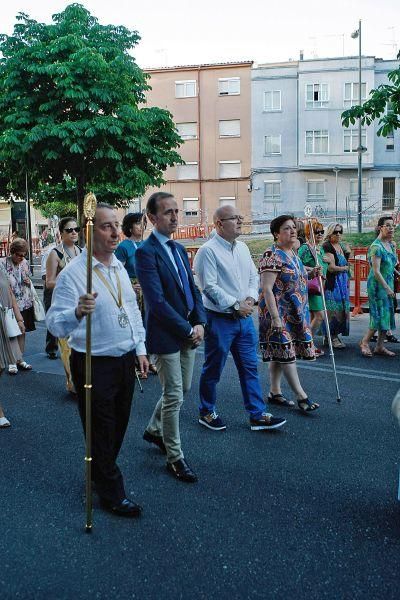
[359,216,397,357]
[259,214,320,412]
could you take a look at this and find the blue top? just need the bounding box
[114,239,142,278]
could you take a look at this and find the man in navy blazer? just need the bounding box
[135,192,206,483]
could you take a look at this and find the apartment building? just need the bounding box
[144,62,253,226]
[251,56,400,227]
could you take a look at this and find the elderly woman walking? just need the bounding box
[258,214,320,412]
[359,216,397,357]
[0,238,34,372]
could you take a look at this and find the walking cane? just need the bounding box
[83,192,97,532]
[305,215,342,403]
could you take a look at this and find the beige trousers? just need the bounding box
[147,347,196,463]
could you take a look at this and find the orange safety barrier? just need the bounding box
[349,258,370,316]
[185,246,200,269]
[172,225,214,240]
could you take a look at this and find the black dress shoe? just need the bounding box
[100,497,142,518]
[166,458,198,483]
[47,352,58,360]
[143,430,167,454]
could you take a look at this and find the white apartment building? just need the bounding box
[251,56,400,228]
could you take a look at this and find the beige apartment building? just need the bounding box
[144,61,253,227]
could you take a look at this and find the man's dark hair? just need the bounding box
[146,192,174,216]
[122,212,144,237]
[270,214,295,240]
[59,216,77,233]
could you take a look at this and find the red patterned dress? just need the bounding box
[258,245,315,363]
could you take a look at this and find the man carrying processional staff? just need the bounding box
[47,202,149,518]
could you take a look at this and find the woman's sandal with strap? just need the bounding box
[297,397,319,413]
[268,393,295,407]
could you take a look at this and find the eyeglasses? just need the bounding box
[220,215,244,222]
[333,229,343,234]
[315,230,324,235]
[63,227,80,233]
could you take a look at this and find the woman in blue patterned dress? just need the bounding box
[359,216,397,357]
[259,215,320,412]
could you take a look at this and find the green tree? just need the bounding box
[341,55,400,136]
[0,4,182,223]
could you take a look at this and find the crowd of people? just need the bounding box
[0,194,398,518]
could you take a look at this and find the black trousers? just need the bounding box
[43,286,58,354]
[70,349,136,504]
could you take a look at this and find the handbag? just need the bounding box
[307,276,321,296]
[30,281,46,321]
[1,307,21,338]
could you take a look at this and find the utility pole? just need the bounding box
[352,20,363,233]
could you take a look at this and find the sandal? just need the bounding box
[359,341,373,357]
[8,364,18,375]
[17,361,32,371]
[297,398,319,413]
[374,348,396,357]
[0,416,11,428]
[267,392,295,407]
[385,334,399,343]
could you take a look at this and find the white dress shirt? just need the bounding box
[46,249,146,356]
[193,233,259,313]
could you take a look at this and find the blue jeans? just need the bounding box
[199,313,267,418]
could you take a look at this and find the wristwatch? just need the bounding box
[232,301,240,312]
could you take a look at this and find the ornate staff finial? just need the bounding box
[83,192,97,220]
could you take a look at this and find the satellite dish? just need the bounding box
[304,204,313,218]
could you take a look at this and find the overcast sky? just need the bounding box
[0,0,399,67]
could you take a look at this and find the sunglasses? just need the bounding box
[333,229,343,234]
[63,227,80,233]
[315,230,324,235]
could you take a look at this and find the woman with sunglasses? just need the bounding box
[45,217,82,392]
[298,220,328,356]
[359,216,397,357]
[322,223,351,349]
[0,238,34,373]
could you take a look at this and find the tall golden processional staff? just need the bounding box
[83,192,97,532]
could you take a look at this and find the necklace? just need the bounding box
[62,244,77,264]
[94,266,130,328]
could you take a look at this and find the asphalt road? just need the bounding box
[1,314,400,599]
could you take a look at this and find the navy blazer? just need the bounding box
[135,233,206,354]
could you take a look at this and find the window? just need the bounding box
[264,90,281,111]
[264,135,281,155]
[382,177,395,210]
[386,130,395,151]
[343,129,367,153]
[219,119,240,138]
[305,84,329,108]
[219,197,236,207]
[183,198,199,217]
[176,162,198,179]
[218,77,240,96]
[219,161,241,178]
[307,180,326,202]
[264,181,281,202]
[305,130,329,154]
[349,179,367,199]
[344,82,367,107]
[175,80,197,98]
[176,122,197,140]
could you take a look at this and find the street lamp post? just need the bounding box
[351,20,363,233]
[333,168,340,221]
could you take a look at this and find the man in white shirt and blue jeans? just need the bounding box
[193,205,286,432]
[47,203,149,518]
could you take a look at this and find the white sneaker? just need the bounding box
[0,417,11,428]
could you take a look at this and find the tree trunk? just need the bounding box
[76,172,86,246]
